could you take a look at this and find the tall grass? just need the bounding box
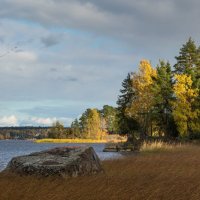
[1,145,200,200]
[140,140,182,152]
[35,138,108,143]
[35,135,127,144]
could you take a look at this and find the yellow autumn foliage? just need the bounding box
[127,60,157,118]
[172,74,198,137]
[86,109,105,140]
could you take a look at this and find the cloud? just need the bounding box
[0,0,200,45]
[41,34,62,47]
[0,18,133,102]
[0,114,73,127]
[0,115,18,127]
[28,117,73,127]
[31,117,57,126]
[18,102,102,119]
[0,0,199,126]
[9,51,37,62]
[0,0,199,67]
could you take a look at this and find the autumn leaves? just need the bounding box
[121,38,200,138]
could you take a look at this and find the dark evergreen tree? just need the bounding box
[152,60,178,137]
[174,38,200,136]
[174,37,200,92]
[117,73,139,136]
[71,118,81,138]
[79,109,90,138]
[174,37,200,76]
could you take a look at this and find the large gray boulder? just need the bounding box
[5,146,104,177]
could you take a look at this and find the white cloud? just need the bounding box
[0,0,199,125]
[0,115,18,127]
[0,17,135,103]
[0,115,74,127]
[31,117,57,126]
[13,51,37,62]
[30,117,73,126]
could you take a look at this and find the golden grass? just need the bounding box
[1,144,200,200]
[35,135,127,144]
[140,140,182,152]
[35,138,108,144]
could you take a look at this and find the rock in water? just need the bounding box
[5,146,104,177]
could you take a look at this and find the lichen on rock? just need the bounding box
[5,146,104,178]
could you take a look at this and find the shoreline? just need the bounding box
[35,138,127,144]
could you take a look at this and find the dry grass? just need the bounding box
[35,138,108,144]
[1,145,200,200]
[35,135,127,144]
[140,140,182,152]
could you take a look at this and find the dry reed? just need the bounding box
[1,144,200,200]
[140,140,182,152]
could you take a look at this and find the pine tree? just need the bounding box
[117,73,139,136]
[79,109,89,138]
[71,118,81,138]
[152,60,178,137]
[174,38,200,136]
[174,37,200,77]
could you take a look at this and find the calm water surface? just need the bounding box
[0,140,122,171]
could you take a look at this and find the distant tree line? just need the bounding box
[0,127,49,140]
[0,126,74,140]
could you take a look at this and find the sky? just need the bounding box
[0,0,200,127]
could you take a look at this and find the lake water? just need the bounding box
[0,140,122,171]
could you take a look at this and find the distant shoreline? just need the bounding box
[35,138,126,144]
